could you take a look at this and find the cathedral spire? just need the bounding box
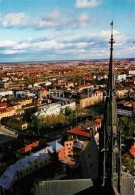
[108,20,115,90]
[103,21,121,193]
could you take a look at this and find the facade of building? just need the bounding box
[0,148,51,192]
[58,141,74,160]
[0,104,24,120]
[129,70,135,75]
[0,89,13,97]
[117,100,135,118]
[78,84,94,91]
[35,101,76,117]
[79,91,103,108]
[115,74,126,81]
[116,89,128,98]
[67,127,90,140]
[0,82,9,89]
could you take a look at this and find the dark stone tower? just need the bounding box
[103,21,121,192]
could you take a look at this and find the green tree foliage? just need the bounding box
[119,116,135,137]
[122,158,135,175]
[65,107,76,125]
[31,107,76,134]
[65,107,72,116]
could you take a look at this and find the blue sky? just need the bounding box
[0,0,134,62]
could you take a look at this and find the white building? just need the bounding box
[34,81,52,87]
[0,89,13,97]
[35,101,76,117]
[115,74,127,82]
[117,100,134,118]
[0,147,52,191]
[97,74,108,80]
[129,70,135,75]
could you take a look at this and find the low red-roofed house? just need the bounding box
[0,103,8,108]
[0,106,16,119]
[130,79,135,84]
[94,118,101,129]
[39,88,50,97]
[67,127,90,140]
[78,84,94,91]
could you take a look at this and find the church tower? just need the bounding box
[103,21,121,192]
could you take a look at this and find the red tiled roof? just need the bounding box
[6,107,15,112]
[17,141,39,154]
[0,108,6,113]
[78,84,93,88]
[40,88,48,92]
[126,87,131,90]
[94,118,101,124]
[0,103,8,108]
[129,142,135,158]
[70,127,86,131]
[67,81,73,83]
[67,127,90,138]
[0,106,15,113]
[82,77,93,81]
[130,79,135,82]
[95,90,102,94]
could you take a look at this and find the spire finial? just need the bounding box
[111,21,113,38]
[109,20,115,46]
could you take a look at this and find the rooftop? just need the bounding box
[47,140,64,151]
[67,127,90,138]
[129,142,135,158]
[0,147,50,190]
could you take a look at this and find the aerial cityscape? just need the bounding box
[0,0,134,195]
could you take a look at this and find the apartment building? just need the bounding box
[35,101,76,117]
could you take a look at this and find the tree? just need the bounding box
[65,107,72,116]
[119,116,134,138]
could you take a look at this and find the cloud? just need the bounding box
[1,11,96,30]
[44,10,60,20]
[73,13,96,28]
[37,10,71,30]
[78,13,88,21]
[75,0,102,8]
[0,30,134,60]
[0,40,16,48]
[37,10,60,29]
[2,13,29,27]
[3,50,26,55]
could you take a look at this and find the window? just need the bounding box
[90,163,92,167]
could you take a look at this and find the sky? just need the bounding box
[0,0,135,62]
